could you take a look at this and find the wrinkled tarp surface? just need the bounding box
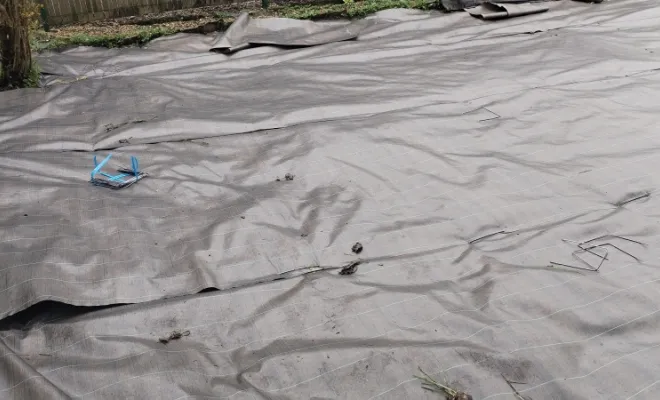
[2,0,660,398]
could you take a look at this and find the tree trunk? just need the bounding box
[0,0,32,88]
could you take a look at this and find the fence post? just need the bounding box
[38,0,49,31]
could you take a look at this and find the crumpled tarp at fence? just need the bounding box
[438,0,555,12]
[211,1,554,54]
[2,0,660,398]
[210,12,374,53]
[466,1,550,19]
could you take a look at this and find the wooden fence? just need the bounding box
[44,0,232,25]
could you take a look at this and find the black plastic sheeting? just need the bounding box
[1,0,660,398]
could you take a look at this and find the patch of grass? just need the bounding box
[214,11,234,19]
[34,25,179,51]
[22,63,41,88]
[275,0,429,20]
[0,62,40,89]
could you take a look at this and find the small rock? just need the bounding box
[285,173,295,181]
[339,260,360,275]
[351,242,363,254]
[158,329,190,344]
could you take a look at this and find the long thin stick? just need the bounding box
[469,230,509,244]
[550,261,594,272]
[616,192,650,207]
[502,374,528,400]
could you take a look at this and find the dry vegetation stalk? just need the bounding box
[414,368,473,400]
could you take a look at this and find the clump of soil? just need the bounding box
[339,260,360,275]
[159,329,190,344]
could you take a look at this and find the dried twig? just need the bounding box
[615,192,650,207]
[469,230,510,245]
[549,261,593,272]
[414,368,472,400]
[502,374,528,400]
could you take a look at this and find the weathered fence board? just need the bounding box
[46,0,235,26]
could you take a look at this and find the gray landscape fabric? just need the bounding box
[1,0,660,398]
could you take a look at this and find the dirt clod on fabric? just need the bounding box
[105,123,120,132]
[158,329,190,344]
[351,242,363,254]
[339,260,360,275]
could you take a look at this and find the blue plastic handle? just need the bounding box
[91,154,113,180]
[131,156,139,176]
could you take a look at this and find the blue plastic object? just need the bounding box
[90,154,147,189]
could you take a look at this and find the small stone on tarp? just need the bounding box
[351,242,363,254]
